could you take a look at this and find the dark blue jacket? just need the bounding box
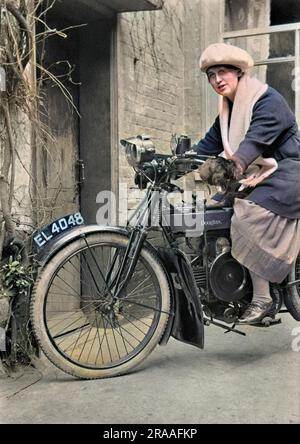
[196,87,300,219]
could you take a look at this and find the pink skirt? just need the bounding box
[230,199,300,283]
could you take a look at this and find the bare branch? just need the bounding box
[6,1,32,69]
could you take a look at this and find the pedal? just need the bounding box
[251,316,281,327]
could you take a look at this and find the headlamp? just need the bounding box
[120,135,156,167]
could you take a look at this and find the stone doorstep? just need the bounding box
[0,327,6,352]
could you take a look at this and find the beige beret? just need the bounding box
[199,43,254,72]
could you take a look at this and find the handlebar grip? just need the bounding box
[174,156,213,168]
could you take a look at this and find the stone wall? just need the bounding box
[10,106,34,233]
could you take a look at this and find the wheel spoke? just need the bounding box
[53,323,91,340]
[121,298,170,315]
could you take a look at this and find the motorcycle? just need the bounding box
[30,135,300,379]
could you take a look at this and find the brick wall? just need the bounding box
[116,0,225,222]
[117,6,185,145]
[117,1,186,221]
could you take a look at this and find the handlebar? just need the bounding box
[154,152,215,166]
[174,154,213,167]
[166,152,215,175]
[134,152,216,188]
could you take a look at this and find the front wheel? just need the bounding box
[31,232,171,379]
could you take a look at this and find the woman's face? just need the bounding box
[206,66,242,101]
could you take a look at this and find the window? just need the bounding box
[223,0,300,119]
[271,0,300,25]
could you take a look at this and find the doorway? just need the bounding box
[36,7,114,225]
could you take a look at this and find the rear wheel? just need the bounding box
[31,233,171,379]
[284,256,300,321]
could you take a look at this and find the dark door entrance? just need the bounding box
[36,15,80,224]
[36,7,113,225]
[79,21,112,224]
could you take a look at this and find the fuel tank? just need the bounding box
[164,204,233,236]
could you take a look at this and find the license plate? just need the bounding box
[33,213,84,250]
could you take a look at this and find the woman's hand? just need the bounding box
[229,154,245,175]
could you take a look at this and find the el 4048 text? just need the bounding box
[34,213,84,249]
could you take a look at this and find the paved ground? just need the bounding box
[0,314,300,424]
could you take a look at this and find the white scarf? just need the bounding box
[218,74,268,160]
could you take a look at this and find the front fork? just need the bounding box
[111,186,157,300]
[112,227,148,300]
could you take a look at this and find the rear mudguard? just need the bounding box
[35,224,204,349]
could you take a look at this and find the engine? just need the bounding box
[192,232,252,322]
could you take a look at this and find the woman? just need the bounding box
[196,43,300,324]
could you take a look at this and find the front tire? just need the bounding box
[31,233,171,379]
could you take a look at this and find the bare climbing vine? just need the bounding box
[128,0,185,78]
[0,0,79,371]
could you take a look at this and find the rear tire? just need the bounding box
[31,233,171,379]
[284,256,300,321]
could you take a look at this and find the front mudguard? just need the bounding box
[35,225,132,268]
[158,248,205,349]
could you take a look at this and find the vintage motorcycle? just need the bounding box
[30,135,300,379]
